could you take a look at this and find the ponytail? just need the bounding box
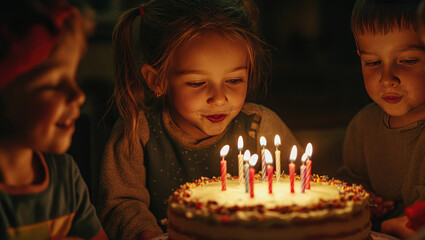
[111,8,147,142]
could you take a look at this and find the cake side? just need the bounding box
[167,174,371,240]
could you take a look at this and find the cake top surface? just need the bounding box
[168,174,370,224]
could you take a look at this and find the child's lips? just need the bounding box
[382,95,402,104]
[206,114,227,123]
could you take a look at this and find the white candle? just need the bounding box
[260,136,267,182]
[243,150,250,193]
[274,135,281,182]
[238,136,244,184]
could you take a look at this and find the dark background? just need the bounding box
[71,0,372,197]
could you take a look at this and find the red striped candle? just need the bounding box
[249,154,258,198]
[306,143,313,190]
[220,145,230,191]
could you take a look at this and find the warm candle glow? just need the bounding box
[238,136,243,150]
[265,149,273,164]
[306,143,313,158]
[289,145,297,162]
[220,145,230,157]
[274,135,281,147]
[301,152,307,163]
[249,154,258,166]
[243,149,251,161]
[260,136,267,147]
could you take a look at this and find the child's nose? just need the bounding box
[380,67,400,88]
[69,84,86,106]
[207,85,227,106]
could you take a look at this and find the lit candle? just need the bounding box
[306,143,313,190]
[289,145,297,193]
[243,150,250,193]
[260,136,267,182]
[265,149,273,194]
[238,136,244,184]
[274,135,281,182]
[249,154,258,198]
[300,153,307,193]
[220,145,230,191]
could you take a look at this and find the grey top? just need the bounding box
[341,103,425,219]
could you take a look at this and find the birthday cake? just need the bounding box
[167,174,371,240]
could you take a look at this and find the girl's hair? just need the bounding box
[111,0,271,141]
[351,0,421,37]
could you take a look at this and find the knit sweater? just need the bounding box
[98,103,300,240]
[342,103,425,219]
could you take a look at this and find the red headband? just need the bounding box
[0,1,77,90]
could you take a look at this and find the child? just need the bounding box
[98,0,300,239]
[0,1,107,239]
[341,0,425,238]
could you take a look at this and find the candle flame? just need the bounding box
[274,134,281,146]
[265,149,273,164]
[306,143,313,157]
[238,136,243,150]
[260,136,266,147]
[301,152,307,163]
[220,145,230,157]
[249,154,258,166]
[289,145,297,162]
[243,149,251,161]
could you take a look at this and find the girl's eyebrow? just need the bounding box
[175,66,248,75]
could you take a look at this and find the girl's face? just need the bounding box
[167,32,248,140]
[356,28,425,126]
[0,33,86,153]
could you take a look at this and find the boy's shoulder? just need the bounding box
[349,103,386,129]
[43,153,80,180]
[353,102,384,121]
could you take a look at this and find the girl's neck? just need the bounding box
[0,147,41,186]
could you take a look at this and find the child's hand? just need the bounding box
[369,192,394,218]
[381,216,415,239]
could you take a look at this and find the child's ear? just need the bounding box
[356,49,360,56]
[141,64,163,95]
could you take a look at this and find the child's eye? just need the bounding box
[364,60,381,67]
[186,82,205,88]
[400,59,419,65]
[226,78,243,84]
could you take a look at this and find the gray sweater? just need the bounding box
[342,103,425,219]
[98,103,300,240]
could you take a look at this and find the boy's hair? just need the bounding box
[112,0,271,141]
[419,0,425,29]
[0,0,90,138]
[351,0,421,37]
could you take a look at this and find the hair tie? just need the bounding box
[138,4,145,16]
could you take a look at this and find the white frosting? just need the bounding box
[190,178,340,207]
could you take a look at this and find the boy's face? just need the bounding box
[356,28,425,122]
[167,32,248,140]
[0,33,85,154]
